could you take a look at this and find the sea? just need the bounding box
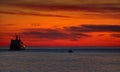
[0,46,120,72]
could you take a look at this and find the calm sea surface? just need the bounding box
[0,46,120,53]
[0,47,120,72]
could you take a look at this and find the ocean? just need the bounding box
[0,47,120,72]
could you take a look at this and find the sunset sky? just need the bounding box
[0,0,120,47]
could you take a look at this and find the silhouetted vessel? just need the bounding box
[68,50,73,53]
[10,35,25,50]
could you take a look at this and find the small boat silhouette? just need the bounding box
[10,35,25,50]
[68,50,73,53]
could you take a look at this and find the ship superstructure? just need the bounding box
[10,35,25,50]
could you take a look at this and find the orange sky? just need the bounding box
[0,0,120,47]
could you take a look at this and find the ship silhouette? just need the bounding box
[10,35,25,50]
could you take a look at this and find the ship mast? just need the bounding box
[16,35,19,40]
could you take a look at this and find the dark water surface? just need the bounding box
[0,47,120,53]
[0,47,120,72]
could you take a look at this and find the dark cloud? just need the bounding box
[1,0,120,13]
[0,23,15,26]
[83,13,120,19]
[21,24,120,41]
[22,28,91,41]
[0,0,120,14]
[65,25,120,32]
[0,11,70,18]
[97,34,105,37]
[110,34,120,37]
[3,4,119,19]
[1,0,120,19]
[3,4,120,19]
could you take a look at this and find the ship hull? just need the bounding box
[9,45,25,51]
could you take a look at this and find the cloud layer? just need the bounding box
[22,28,91,41]
[21,24,120,41]
[111,34,120,37]
[1,0,120,18]
[3,2,120,12]
[0,11,70,18]
[1,0,120,12]
[65,25,120,32]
